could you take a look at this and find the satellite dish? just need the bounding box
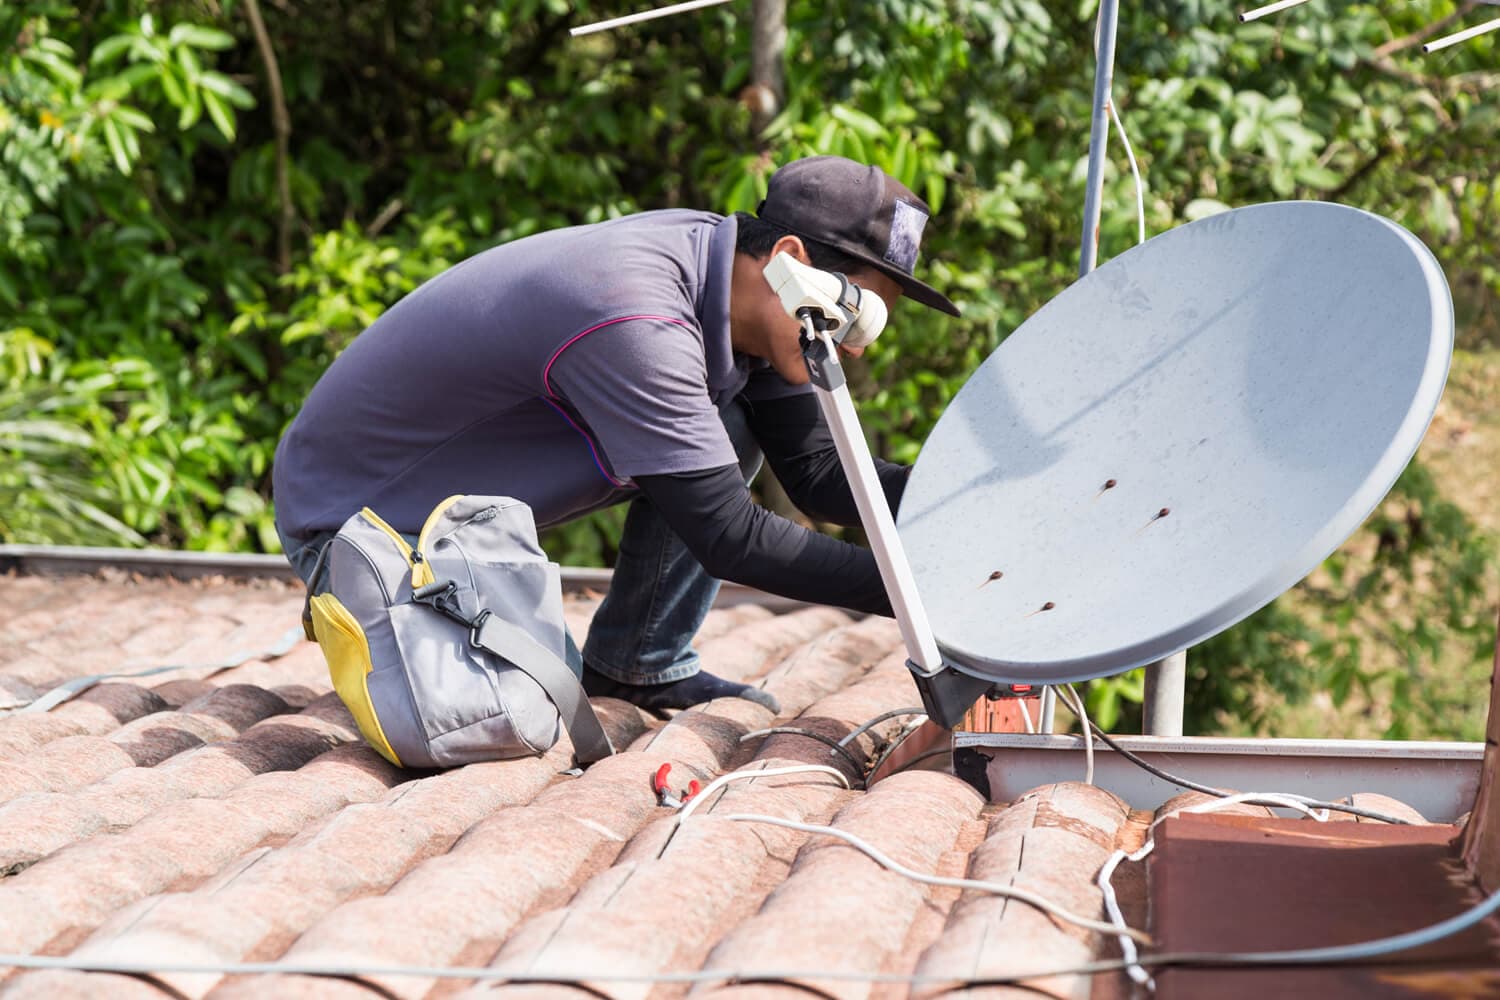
[898,201,1453,685]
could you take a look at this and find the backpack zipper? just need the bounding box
[357,506,435,588]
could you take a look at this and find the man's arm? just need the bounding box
[740,392,908,527]
[633,464,893,616]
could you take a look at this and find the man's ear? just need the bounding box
[770,234,810,265]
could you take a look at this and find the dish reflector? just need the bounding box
[898,201,1452,684]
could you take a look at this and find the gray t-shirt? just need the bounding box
[273,211,804,539]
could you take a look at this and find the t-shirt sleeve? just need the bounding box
[544,317,738,479]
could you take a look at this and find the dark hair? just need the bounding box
[733,211,869,275]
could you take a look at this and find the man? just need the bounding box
[272,155,959,715]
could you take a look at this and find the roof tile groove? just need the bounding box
[697,770,984,1000]
[203,617,896,999]
[0,685,173,762]
[31,744,626,999]
[0,685,298,807]
[469,639,925,1000]
[0,693,361,881]
[0,743,405,959]
[753,620,903,727]
[203,703,769,993]
[911,783,1131,1000]
[698,607,856,685]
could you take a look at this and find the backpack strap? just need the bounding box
[413,581,614,763]
[299,538,335,641]
[471,614,615,764]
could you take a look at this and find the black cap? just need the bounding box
[755,156,960,317]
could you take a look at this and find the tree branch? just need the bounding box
[1330,143,1391,200]
[243,0,295,274]
[748,0,787,139]
[1373,1,1480,58]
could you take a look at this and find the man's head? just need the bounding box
[729,156,957,386]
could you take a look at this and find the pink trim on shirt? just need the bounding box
[540,313,692,489]
[542,314,691,396]
[541,397,630,488]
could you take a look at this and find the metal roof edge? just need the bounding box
[954,732,1484,822]
[0,544,808,611]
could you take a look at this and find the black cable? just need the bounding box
[739,727,865,776]
[1083,720,1414,825]
[888,746,954,776]
[837,707,926,747]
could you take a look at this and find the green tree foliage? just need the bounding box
[1,0,1495,733]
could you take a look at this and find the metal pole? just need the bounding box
[1142,650,1187,737]
[1078,0,1120,279]
[802,326,944,674]
[1076,0,1187,735]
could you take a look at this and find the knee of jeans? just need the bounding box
[278,524,335,589]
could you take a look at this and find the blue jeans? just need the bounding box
[583,398,763,684]
[278,399,763,686]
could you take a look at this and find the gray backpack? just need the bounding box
[303,495,614,768]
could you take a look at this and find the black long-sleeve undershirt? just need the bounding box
[741,391,909,527]
[631,392,909,617]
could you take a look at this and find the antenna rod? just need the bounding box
[1078,0,1120,278]
[1422,15,1500,52]
[571,0,733,37]
[800,322,944,674]
[1239,0,1312,24]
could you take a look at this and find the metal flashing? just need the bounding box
[954,733,1484,822]
[0,544,804,609]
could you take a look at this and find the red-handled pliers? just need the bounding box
[653,763,701,809]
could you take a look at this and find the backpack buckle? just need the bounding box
[412,580,480,628]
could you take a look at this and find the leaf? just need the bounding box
[829,105,885,141]
[169,24,236,51]
[113,105,156,133]
[1294,164,1342,191]
[198,72,255,109]
[203,89,235,141]
[90,34,136,66]
[1184,198,1230,221]
[22,48,83,87]
[102,117,133,174]
[160,65,188,108]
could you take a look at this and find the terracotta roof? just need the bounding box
[0,567,1494,999]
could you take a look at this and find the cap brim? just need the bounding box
[887,269,961,317]
[835,245,961,317]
